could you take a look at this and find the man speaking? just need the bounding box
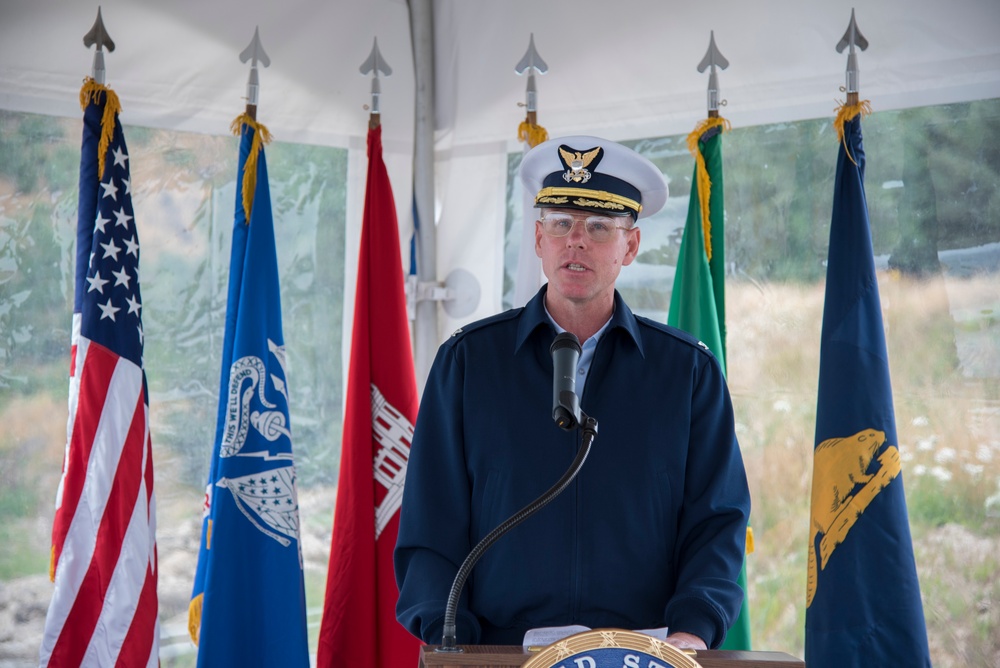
[394,136,750,651]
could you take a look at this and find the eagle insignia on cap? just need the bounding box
[558,145,602,184]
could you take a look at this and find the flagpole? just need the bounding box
[806,12,930,666]
[42,10,159,665]
[698,30,727,121]
[675,31,751,651]
[188,29,310,666]
[239,26,269,122]
[512,33,549,308]
[836,9,868,109]
[83,6,114,85]
[316,39,421,668]
[361,37,392,131]
[515,33,548,148]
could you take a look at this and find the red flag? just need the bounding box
[317,124,421,666]
[41,80,158,667]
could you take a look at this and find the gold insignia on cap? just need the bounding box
[558,146,601,184]
[573,197,626,211]
[535,187,642,215]
[537,195,569,205]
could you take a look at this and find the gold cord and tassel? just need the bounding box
[230,113,273,223]
[833,99,872,166]
[518,120,549,148]
[685,116,730,262]
[79,78,122,180]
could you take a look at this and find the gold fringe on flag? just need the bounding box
[833,99,873,166]
[685,116,730,262]
[518,120,549,148]
[188,593,203,645]
[230,113,273,224]
[79,77,122,181]
[187,516,211,643]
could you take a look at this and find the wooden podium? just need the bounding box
[419,645,805,668]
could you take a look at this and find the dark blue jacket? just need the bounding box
[394,287,749,648]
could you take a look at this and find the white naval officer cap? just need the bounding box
[519,135,669,221]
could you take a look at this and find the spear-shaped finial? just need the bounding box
[514,33,548,119]
[836,8,868,105]
[359,37,392,128]
[697,31,729,118]
[83,6,115,85]
[239,27,271,119]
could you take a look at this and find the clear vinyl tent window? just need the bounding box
[1,97,998,664]
[503,98,1000,661]
[0,111,347,663]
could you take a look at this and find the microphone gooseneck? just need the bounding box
[437,331,596,652]
[437,414,598,652]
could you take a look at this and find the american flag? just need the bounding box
[40,81,159,667]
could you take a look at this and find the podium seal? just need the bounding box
[523,628,701,668]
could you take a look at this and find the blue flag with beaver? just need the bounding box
[805,104,930,667]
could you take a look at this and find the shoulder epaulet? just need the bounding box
[442,307,523,346]
[633,314,716,358]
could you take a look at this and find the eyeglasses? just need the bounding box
[539,212,634,243]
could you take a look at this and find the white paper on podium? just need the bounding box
[523,625,670,648]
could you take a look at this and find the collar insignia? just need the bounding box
[558,145,602,184]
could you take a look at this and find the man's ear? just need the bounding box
[534,219,544,258]
[622,226,641,266]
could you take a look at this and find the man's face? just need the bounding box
[534,208,641,307]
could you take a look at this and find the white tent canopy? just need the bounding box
[6,1,998,145]
[3,0,999,381]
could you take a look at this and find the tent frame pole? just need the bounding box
[409,0,437,393]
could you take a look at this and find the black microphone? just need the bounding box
[550,332,582,430]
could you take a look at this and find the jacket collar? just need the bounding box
[514,285,644,358]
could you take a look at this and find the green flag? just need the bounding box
[667,117,752,650]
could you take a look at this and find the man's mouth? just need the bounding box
[565,262,587,272]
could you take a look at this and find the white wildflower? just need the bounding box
[961,463,984,478]
[930,466,952,482]
[986,488,1000,517]
[934,448,956,464]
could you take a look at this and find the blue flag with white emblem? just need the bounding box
[805,105,931,667]
[188,114,309,667]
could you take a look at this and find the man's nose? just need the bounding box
[565,220,588,245]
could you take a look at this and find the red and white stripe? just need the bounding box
[41,321,159,667]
